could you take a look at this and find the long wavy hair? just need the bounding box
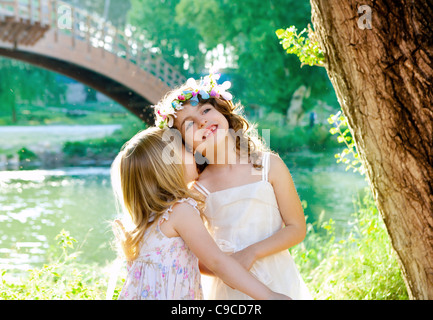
[158,82,269,173]
[110,127,203,261]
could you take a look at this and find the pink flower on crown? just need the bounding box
[210,88,219,98]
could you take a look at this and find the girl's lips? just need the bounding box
[202,124,218,140]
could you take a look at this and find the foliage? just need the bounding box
[62,120,146,161]
[275,23,366,174]
[128,0,206,75]
[128,0,337,115]
[17,147,38,162]
[0,58,66,123]
[62,0,131,29]
[63,138,122,160]
[0,230,124,300]
[256,116,341,153]
[327,111,366,175]
[276,25,325,67]
[0,100,140,127]
[291,187,408,300]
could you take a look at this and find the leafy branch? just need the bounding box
[276,25,366,176]
[327,111,366,175]
[276,25,325,67]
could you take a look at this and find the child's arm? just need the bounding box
[165,202,290,300]
[231,153,307,270]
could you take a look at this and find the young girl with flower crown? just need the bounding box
[153,71,312,300]
[110,126,290,300]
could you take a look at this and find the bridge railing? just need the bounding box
[0,0,49,24]
[0,0,186,88]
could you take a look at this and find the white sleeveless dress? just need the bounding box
[194,152,312,300]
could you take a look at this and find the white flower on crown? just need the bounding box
[155,100,181,128]
[216,80,233,100]
[186,78,199,90]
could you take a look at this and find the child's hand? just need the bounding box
[230,246,257,271]
[270,292,292,300]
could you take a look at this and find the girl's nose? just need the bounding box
[198,117,208,129]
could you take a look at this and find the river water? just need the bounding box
[0,167,117,273]
[0,150,369,275]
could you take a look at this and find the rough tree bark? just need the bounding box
[309,0,433,299]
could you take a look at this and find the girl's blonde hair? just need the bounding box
[160,83,269,173]
[110,127,203,261]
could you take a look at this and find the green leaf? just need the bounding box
[275,29,285,38]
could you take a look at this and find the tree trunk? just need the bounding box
[309,0,433,299]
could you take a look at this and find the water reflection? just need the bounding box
[282,150,369,229]
[0,167,117,274]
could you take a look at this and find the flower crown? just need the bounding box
[154,71,233,129]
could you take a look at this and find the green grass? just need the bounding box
[0,230,124,300]
[291,187,408,300]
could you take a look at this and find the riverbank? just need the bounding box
[0,119,340,171]
[0,99,146,170]
[0,122,145,170]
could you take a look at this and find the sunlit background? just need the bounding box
[0,0,369,287]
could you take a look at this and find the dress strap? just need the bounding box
[193,181,211,197]
[159,198,201,225]
[177,197,201,215]
[262,152,270,181]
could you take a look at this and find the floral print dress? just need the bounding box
[118,198,203,300]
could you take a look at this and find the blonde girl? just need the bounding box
[154,71,312,300]
[110,127,290,300]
